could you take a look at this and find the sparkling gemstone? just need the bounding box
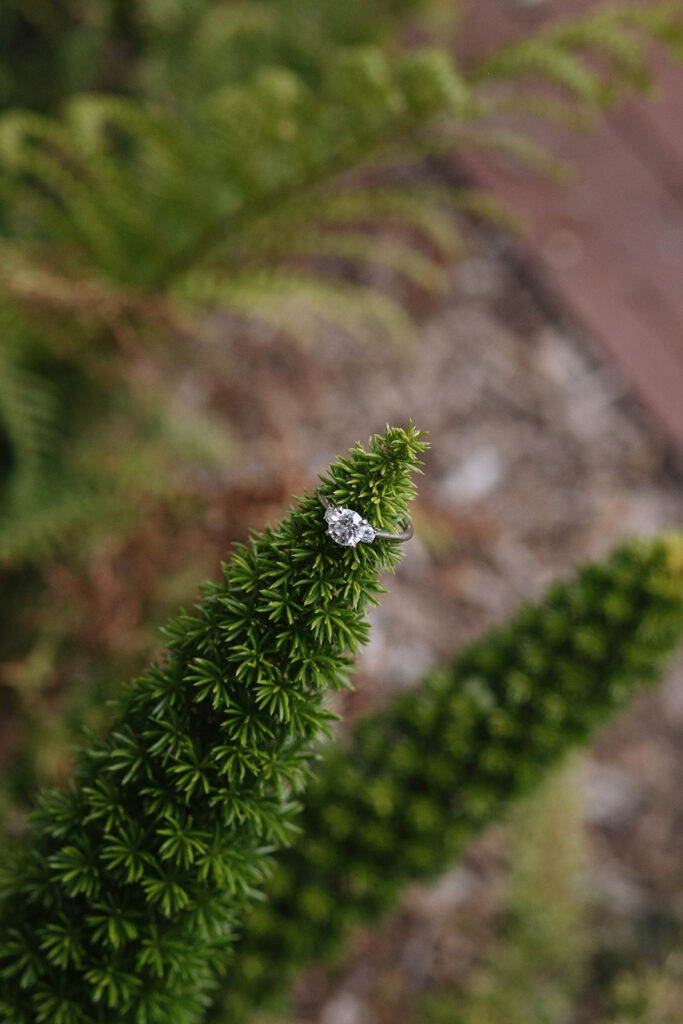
[324,506,376,547]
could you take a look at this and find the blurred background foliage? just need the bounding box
[214,534,683,1023]
[1,0,679,573]
[0,0,430,113]
[421,766,683,1024]
[1,1,683,1022]
[421,764,589,1024]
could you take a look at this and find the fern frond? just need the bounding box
[220,218,452,296]
[0,305,230,569]
[0,312,56,480]
[0,5,679,572]
[459,126,571,183]
[287,230,450,295]
[177,270,414,346]
[471,39,608,104]
[469,3,683,104]
[218,183,468,271]
[0,111,123,257]
[476,91,597,131]
[443,186,521,234]
[0,47,472,293]
[0,484,122,568]
[139,0,432,107]
[313,184,468,257]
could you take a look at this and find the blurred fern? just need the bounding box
[0,306,56,499]
[0,293,231,568]
[0,1,116,112]
[0,1,681,569]
[469,4,683,102]
[135,0,434,109]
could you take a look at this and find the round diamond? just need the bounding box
[324,506,375,547]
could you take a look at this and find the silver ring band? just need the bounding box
[317,491,413,547]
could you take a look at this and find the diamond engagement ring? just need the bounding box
[317,492,413,547]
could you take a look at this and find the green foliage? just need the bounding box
[136,0,433,107]
[214,534,683,1022]
[0,424,426,1024]
[0,294,231,568]
[0,304,56,498]
[2,7,683,1019]
[462,4,683,174]
[1,3,681,567]
[0,50,470,289]
[601,940,683,1024]
[422,764,587,1024]
[469,4,683,103]
[0,44,464,567]
[0,2,117,113]
[6,3,677,291]
[0,0,432,115]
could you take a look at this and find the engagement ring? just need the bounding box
[317,492,413,547]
